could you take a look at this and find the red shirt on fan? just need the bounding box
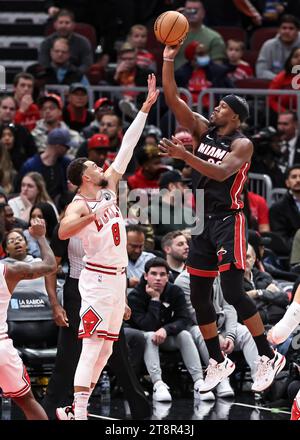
[14,103,40,131]
[248,191,270,229]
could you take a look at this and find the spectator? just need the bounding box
[225,39,254,83]
[62,83,93,132]
[242,186,270,233]
[13,73,40,132]
[175,0,226,70]
[150,170,195,240]
[86,133,111,171]
[127,144,166,191]
[161,231,189,280]
[268,46,300,116]
[0,96,37,171]
[244,244,289,325]
[175,41,233,110]
[32,94,82,154]
[0,131,17,194]
[24,202,58,258]
[82,97,115,139]
[126,224,155,290]
[202,0,262,27]
[175,270,259,394]
[106,42,151,108]
[277,111,300,173]
[38,9,93,74]
[2,229,47,294]
[18,128,72,200]
[127,24,157,72]
[3,204,27,232]
[127,257,211,402]
[9,172,57,224]
[256,14,300,79]
[270,164,300,253]
[29,37,89,87]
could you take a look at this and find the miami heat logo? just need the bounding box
[78,306,103,338]
[217,247,227,263]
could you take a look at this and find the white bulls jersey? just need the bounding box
[0,264,10,335]
[73,189,128,267]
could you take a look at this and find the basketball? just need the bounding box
[154,11,189,46]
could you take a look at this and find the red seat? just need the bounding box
[250,27,278,51]
[243,50,259,68]
[234,78,271,89]
[212,26,246,43]
[45,22,97,50]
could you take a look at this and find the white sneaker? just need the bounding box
[194,379,215,401]
[216,378,235,398]
[152,380,172,402]
[251,351,286,392]
[56,405,75,420]
[197,357,235,393]
[152,401,172,419]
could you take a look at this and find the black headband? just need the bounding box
[222,94,249,122]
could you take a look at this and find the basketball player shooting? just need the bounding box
[159,44,285,394]
[0,218,56,419]
[58,74,159,420]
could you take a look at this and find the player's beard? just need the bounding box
[98,177,108,188]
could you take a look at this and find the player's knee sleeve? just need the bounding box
[92,340,114,384]
[190,275,217,325]
[74,336,104,388]
[220,268,257,320]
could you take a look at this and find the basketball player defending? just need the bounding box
[159,45,285,394]
[58,74,159,420]
[0,218,56,419]
[268,285,300,419]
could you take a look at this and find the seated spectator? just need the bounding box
[2,204,27,232]
[150,170,195,240]
[175,0,226,70]
[24,202,58,258]
[77,112,123,162]
[127,24,157,72]
[277,111,300,174]
[201,0,262,27]
[270,165,300,254]
[2,229,47,294]
[268,46,300,115]
[38,9,93,74]
[0,133,16,194]
[32,94,82,154]
[225,39,253,83]
[127,257,211,402]
[175,41,233,110]
[242,186,270,233]
[244,244,289,325]
[0,95,37,171]
[161,231,189,280]
[142,124,162,147]
[175,270,259,394]
[18,128,72,200]
[13,73,40,132]
[256,14,300,79]
[9,171,57,224]
[105,42,151,107]
[62,83,94,132]
[29,37,89,87]
[86,133,111,171]
[127,144,166,191]
[126,224,155,289]
[82,97,115,139]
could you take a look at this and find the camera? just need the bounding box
[252,126,280,157]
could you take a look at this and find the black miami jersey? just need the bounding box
[192,127,250,214]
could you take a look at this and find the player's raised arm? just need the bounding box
[105,73,159,186]
[58,199,95,240]
[162,44,209,136]
[5,219,57,292]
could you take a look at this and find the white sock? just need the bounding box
[74,391,90,420]
[271,301,300,344]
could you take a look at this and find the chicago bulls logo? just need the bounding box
[79,306,102,337]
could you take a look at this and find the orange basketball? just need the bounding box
[154,11,189,46]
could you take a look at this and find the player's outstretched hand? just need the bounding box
[29,218,46,238]
[142,73,160,113]
[159,136,187,160]
[163,43,182,60]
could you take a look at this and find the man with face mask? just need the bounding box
[175,41,233,111]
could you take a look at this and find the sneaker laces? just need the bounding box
[254,357,271,381]
[205,363,219,380]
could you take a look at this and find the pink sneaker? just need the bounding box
[197,356,235,393]
[291,399,300,421]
